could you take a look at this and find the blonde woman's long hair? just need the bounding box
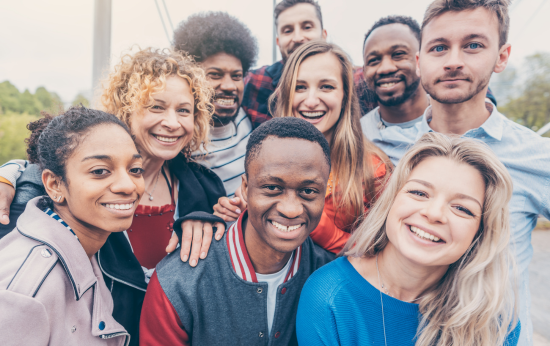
[344,132,517,346]
[269,41,392,229]
[101,47,214,157]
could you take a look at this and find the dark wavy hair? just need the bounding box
[363,15,421,50]
[173,12,258,74]
[26,106,133,209]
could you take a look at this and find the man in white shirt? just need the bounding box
[173,12,258,197]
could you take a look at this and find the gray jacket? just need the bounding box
[154,222,335,346]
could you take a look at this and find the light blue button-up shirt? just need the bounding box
[367,104,550,346]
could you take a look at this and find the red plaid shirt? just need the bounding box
[242,62,379,128]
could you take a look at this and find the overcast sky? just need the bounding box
[1,0,548,103]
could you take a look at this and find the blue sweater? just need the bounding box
[296,257,520,346]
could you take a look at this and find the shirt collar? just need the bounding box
[266,60,285,89]
[226,210,302,283]
[417,102,504,141]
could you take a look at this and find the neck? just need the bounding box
[428,91,491,135]
[376,244,447,302]
[54,206,110,260]
[243,215,293,274]
[378,87,429,124]
[141,151,166,185]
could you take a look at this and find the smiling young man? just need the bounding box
[173,12,258,197]
[376,1,550,344]
[242,0,327,128]
[139,117,335,345]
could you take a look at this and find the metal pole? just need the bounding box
[92,0,112,102]
[273,0,277,63]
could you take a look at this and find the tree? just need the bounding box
[0,80,64,116]
[0,112,37,164]
[35,87,63,114]
[72,93,90,108]
[501,53,550,136]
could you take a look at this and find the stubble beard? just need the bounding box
[423,70,492,104]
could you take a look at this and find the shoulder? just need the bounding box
[368,153,388,179]
[303,237,336,268]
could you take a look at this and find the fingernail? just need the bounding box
[215,235,221,241]
[191,259,197,266]
[182,255,188,262]
[236,208,241,214]
[200,252,206,259]
[232,198,238,203]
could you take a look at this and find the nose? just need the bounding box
[161,108,182,131]
[303,89,320,109]
[377,56,399,76]
[111,169,139,196]
[443,47,464,72]
[220,74,237,93]
[276,193,304,220]
[291,27,306,43]
[419,198,448,224]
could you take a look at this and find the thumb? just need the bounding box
[165,233,179,253]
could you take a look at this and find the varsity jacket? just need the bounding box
[140,211,335,345]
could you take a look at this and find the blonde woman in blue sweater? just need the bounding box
[297,133,520,346]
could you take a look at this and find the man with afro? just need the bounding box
[173,12,258,197]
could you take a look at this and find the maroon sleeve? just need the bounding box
[140,271,190,346]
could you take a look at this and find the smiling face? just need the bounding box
[418,8,509,104]
[130,75,195,161]
[364,23,421,107]
[242,136,329,254]
[57,124,145,234]
[276,3,327,61]
[292,52,344,141]
[202,52,244,125]
[385,156,485,267]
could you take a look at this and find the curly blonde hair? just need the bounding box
[101,47,214,156]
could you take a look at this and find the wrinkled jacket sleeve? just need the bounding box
[0,290,50,346]
[0,159,28,188]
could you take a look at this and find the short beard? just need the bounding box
[423,71,491,104]
[376,78,421,107]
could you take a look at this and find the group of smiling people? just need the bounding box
[0,0,549,345]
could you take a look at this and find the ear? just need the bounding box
[42,169,65,203]
[321,29,327,40]
[276,36,280,49]
[241,174,249,205]
[494,43,511,74]
[415,51,421,78]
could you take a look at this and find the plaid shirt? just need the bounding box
[242,61,379,128]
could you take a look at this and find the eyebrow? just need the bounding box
[463,33,489,42]
[82,154,142,162]
[424,37,449,47]
[407,179,482,209]
[366,44,410,58]
[82,155,111,162]
[207,67,243,73]
[153,98,192,107]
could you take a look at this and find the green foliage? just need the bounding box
[72,93,90,108]
[501,53,550,137]
[0,80,63,116]
[0,112,37,165]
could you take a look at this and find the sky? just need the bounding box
[1,0,549,103]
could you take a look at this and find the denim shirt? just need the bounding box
[368,104,550,346]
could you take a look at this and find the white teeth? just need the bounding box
[154,135,178,143]
[271,221,302,233]
[410,225,440,242]
[104,203,133,211]
[216,98,235,106]
[379,82,397,88]
[301,111,325,118]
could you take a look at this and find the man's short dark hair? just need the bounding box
[173,12,258,74]
[274,0,323,29]
[363,15,421,50]
[245,117,331,174]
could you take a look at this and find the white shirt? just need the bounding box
[192,108,253,197]
[256,254,293,335]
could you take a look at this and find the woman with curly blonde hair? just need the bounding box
[95,48,226,345]
[297,133,520,345]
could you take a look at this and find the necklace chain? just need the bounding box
[145,168,162,201]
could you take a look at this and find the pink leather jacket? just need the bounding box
[0,197,130,345]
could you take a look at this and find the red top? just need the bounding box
[309,155,388,254]
[126,179,176,269]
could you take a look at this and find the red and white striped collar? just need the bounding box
[226,211,302,283]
